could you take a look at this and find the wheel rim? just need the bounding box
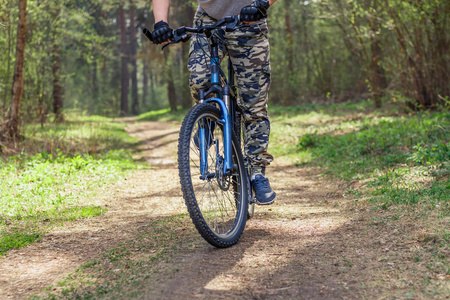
[188,113,243,238]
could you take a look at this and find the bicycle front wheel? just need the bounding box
[178,103,249,248]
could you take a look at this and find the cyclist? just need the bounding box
[151,0,277,205]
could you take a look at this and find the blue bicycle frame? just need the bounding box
[197,37,234,179]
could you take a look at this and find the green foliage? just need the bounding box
[297,112,448,179]
[2,0,448,123]
[0,150,134,216]
[0,231,41,256]
[271,102,449,212]
[268,1,365,104]
[0,116,141,256]
[20,112,139,156]
[410,141,450,165]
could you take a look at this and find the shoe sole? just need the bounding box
[256,193,276,205]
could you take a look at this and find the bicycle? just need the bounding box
[143,16,256,248]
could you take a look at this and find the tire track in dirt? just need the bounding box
[0,121,183,299]
[115,121,361,299]
[1,120,447,299]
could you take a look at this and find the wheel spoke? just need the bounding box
[178,105,248,247]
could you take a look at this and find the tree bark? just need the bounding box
[3,0,13,112]
[129,1,139,115]
[142,58,148,110]
[284,0,294,105]
[92,61,98,114]
[52,43,63,122]
[7,0,27,140]
[118,5,129,116]
[383,0,430,109]
[164,51,177,112]
[179,1,195,109]
[368,0,383,108]
[168,79,177,112]
[149,71,155,106]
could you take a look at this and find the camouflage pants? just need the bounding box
[188,10,274,170]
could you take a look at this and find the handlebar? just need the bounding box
[143,15,243,49]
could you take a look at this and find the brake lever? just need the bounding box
[161,41,177,50]
[161,28,192,50]
[174,27,191,43]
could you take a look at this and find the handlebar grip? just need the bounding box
[142,28,153,42]
[174,27,186,36]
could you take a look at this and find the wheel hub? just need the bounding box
[216,156,230,191]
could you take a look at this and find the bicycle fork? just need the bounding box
[198,95,233,179]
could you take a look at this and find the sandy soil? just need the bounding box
[0,120,448,299]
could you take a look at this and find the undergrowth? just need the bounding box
[0,115,140,256]
[271,100,449,245]
[22,101,449,299]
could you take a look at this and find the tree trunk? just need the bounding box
[142,59,148,110]
[168,79,177,112]
[284,0,294,105]
[164,51,177,111]
[118,5,129,116]
[369,0,382,108]
[129,1,139,115]
[179,2,195,109]
[7,0,27,141]
[180,44,192,109]
[149,71,155,107]
[92,61,98,114]
[383,0,430,110]
[52,43,63,122]
[3,0,13,113]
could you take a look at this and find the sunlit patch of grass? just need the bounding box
[0,115,141,256]
[270,101,449,294]
[0,151,135,217]
[0,231,42,256]
[0,206,106,257]
[271,100,449,226]
[22,119,139,157]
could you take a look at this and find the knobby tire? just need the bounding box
[178,103,249,248]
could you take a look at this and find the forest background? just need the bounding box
[0,0,449,138]
[0,1,449,297]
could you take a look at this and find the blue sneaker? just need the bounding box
[193,122,215,150]
[251,175,276,205]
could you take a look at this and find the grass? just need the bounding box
[0,114,141,257]
[270,100,449,276]
[21,101,449,299]
[268,100,449,293]
[140,101,448,216]
[270,101,449,207]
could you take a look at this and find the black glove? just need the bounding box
[240,0,270,23]
[151,21,173,44]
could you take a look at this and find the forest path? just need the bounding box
[0,120,434,299]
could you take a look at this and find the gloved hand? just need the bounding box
[240,0,270,23]
[151,21,173,44]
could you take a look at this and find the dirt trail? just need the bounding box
[0,121,447,299]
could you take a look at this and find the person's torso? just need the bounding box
[197,0,254,20]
